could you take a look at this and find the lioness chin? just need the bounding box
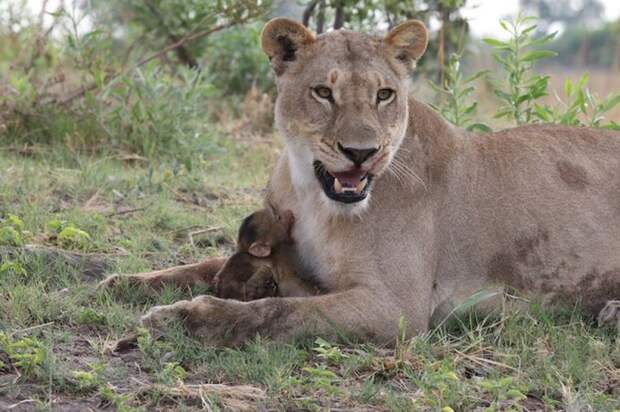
[105,19,620,346]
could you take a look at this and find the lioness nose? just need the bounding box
[337,143,379,166]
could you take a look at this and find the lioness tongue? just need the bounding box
[332,169,367,194]
[332,169,365,187]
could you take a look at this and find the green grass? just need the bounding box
[0,132,619,411]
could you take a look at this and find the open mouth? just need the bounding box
[313,161,374,204]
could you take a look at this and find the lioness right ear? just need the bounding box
[261,18,315,75]
[384,20,428,70]
[248,241,271,258]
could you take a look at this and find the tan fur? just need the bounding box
[106,20,620,346]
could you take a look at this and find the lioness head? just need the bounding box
[261,18,427,213]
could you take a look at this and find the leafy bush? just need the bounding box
[432,14,619,131]
[0,332,49,380]
[0,1,269,162]
[430,53,490,132]
[484,13,558,126]
[0,214,26,246]
[204,23,274,96]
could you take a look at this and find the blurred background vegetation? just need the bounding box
[0,0,619,164]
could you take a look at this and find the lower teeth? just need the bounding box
[332,177,368,195]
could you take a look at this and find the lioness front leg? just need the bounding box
[140,287,427,346]
[98,257,227,290]
[598,300,620,330]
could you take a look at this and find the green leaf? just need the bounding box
[494,90,512,102]
[462,102,478,115]
[527,31,557,47]
[577,72,590,90]
[520,50,557,62]
[483,38,511,49]
[499,20,511,33]
[604,121,620,131]
[564,79,574,97]
[601,94,620,112]
[533,104,553,122]
[522,24,538,35]
[494,108,513,119]
[506,389,527,400]
[467,123,493,133]
[463,70,490,83]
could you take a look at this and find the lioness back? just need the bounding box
[428,120,620,315]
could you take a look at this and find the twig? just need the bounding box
[105,203,152,218]
[189,227,223,247]
[454,349,518,372]
[53,9,263,106]
[10,322,55,337]
[8,399,37,410]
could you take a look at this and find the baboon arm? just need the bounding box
[99,257,227,289]
[141,286,425,346]
[276,273,319,297]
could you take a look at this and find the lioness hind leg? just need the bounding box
[98,257,227,290]
[597,300,620,330]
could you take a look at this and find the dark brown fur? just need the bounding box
[556,160,589,190]
[214,207,318,301]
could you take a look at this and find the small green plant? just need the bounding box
[99,384,144,412]
[155,361,187,384]
[58,225,92,249]
[534,73,620,129]
[47,220,92,250]
[72,362,106,392]
[484,14,557,125]
[413,361,462,410]
[313,337,347,365]
[0,332,48,379]
[0,214,26,246]
[0,260,27,278]
[480,376,528,411]
[76,308,107,328]
[302,364,342,396]
[430,53,491,132]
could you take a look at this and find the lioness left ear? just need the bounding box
[384,20,428,70]
[248,241,271,258]
[261,18,315,75]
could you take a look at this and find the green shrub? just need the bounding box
[484,13,558,126]
[204,23,274,96]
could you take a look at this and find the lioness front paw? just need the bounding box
[97,273,123,290]
[598,300,620,330]
[140,300,190,332]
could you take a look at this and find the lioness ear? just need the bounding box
[248,241,271,258]
[384,20,428,70]
[261,18,315,75]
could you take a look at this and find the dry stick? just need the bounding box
[55,11,262,106]
[105,203,153,218]
[454,349,518,372]
[9,322,55,337]
[188,226,223,247]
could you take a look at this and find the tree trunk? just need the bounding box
[302,0,319,28]
[438,9,447,85]
[316,0,326,34]
[146,0,198,68]
[333,0,345,30]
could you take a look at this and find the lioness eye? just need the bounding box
[313,86,333,100]
[377,88,394,103]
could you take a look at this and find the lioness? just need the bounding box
[101,19,620,346]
